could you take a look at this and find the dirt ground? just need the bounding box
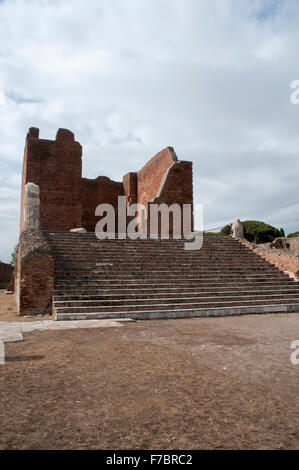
[0,292,299,450]
[0,290,52,322]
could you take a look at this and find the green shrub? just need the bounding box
[203,232,222,236]
[287,231,299,238]
[172,166,180,172]
[220,224,232,236]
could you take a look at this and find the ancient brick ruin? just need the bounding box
[15,127,193,315]
[20,127,193,233]
[240,238,299,282]
[15,127,299,319]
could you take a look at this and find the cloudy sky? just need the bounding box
[0,0,299,262]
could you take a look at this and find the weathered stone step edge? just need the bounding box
[53,287,299,298]
[54,297,299,313]
[53,261,277,267]
[51,251,253,256]
[54,271,288,277]
[55,303,299,321]
[52,258,271,264]
[55,268,277,275]
[53,287,299,299]
[53,293,299,307]
[54,278,290,285]
[49,245,251,250]
[51,251,262,258]
[51,244,240,247]
[54,280,295,289]
[46,232,232,240]
[55,269,287,275]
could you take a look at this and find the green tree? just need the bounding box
[242,221,283,244]
[287,231,299,238]
[220,224,232,236]
[11,244,18,267]
[279,228,285,237]
[220,221,283,244]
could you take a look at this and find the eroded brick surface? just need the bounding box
[16,230,54,315]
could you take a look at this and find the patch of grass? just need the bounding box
[211,443,222,449]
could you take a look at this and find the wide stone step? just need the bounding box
[55,267,275,275]
[54,297,299,313]
[47,240,241,248]
[53,287,299,301]
[53,284,299,297]
[54,292,299,308]
[54,276,288,286]
[51,252,256,260]
[54,303,299,321]
[54,279,294,290]
[54,266,280,275]
[51,254,268,262]
[47,233,234,242]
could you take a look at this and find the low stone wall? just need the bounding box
[270,236,299,252]
[15,230,54,315]
[239,239,299,281]
[285,237,299,252]
[0,261,13,288]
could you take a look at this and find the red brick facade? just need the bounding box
[16,127,194,315]
[20,129,193,235]
[20,128,83,232]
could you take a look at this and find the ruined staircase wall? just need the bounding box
[239,238,299,281]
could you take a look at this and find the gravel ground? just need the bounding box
[0,291,298,450]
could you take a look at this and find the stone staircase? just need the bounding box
[45,231,299,321]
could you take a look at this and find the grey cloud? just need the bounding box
[5,89,42,104]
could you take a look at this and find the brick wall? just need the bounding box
[123,172,137,206]
[20,128,82,232]
[148,160,193,235]
[20,129,194,235]
[137,147,178,208]
[82,176,123,232]
[15,230,54,315]
[135,147,193,235]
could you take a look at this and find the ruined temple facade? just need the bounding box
[14,128,299,318]
[20,127,193,234]
[15,127,193,315]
